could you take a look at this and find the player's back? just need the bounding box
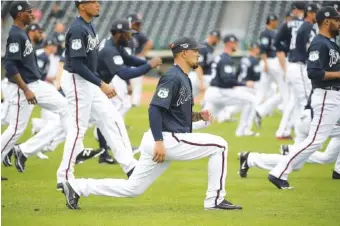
[295,21,317,63]
[64,17,99,74]
[210,53,237,88]
[198,42,214,75]
[287,17,305,62]
[4,25,41,84]
[259,29,277,58]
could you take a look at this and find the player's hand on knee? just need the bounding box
[200,109,213,122]
[100,82,117,99]
[153,141,166,163]
[246,80,254,88]
[148,57,162,69]
[24,89,37,105]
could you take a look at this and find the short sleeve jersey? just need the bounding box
[210,53,240,88]
[295,21,317,63]
[36,50,50,80]
[259,28,277,58]
[198,41,215,75]
[132,32,149,55]
[307,34,340,88]
[4,25,41,84]
[64,16,100,74]
[150,65,194,133]
[237,56,261,83]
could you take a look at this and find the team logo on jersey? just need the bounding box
[86,35,99,52]
[113,55,124,65]
[9,43,19,53]
[23,40,33,57]
[254,65,261,73]
[329,49,340,67]
[37,59,44,68]
[198,55,204,63]
[224,65,233,73]
[157,88,169,99]
[261,37,269,45]
[72,39,82,50]
[308,51,319,62]
[176,86,192,106]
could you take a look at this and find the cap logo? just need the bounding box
[335,4,338,10]
[117,24,122,29]
[31,25,36,30]
[230,37,235,42]
[307,6,311,11]
[180,44,189,48]
[17,5,22,11]
[325,12,330,17]
[212,32,217,36]
[127,17,132,22]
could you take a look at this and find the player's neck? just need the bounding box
[266,25,274,30]
[319,30,332,39]
[304,17,314,24]
[249,51,256,58]
[13,20,26,30]
[78,12,92,23]
[224,47,233,55]
[174,60,190,75]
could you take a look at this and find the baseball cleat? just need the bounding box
[75,148,104,164]
[239,152,250,178]
[14,146,27,173]
[57,183,64,191]
[3,149,13,167]
[62,181,80,210]
[280,144,290,156]
[1,177,8,181]
[205,200,242,210]
[127,167,135,178]
[332,171,340,180]
[98,149,118,165]
[276,135,293,140]
[268,174,294,189]
[254,111,262,129]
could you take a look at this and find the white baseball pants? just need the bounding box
[69,130,228,208]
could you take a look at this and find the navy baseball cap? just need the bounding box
[26,23,42,32]
[285,10,293,17]
[266,14,278,24]
[223,34,238,43]
[75,0,95,7]
[306,3,320,13]
[43,38,58,47]
[169,37,203,55]
[111,20,135,33]
[127,13,142,23]
[9,1,33,18]
[316,6,340,23]
[291,1,306,10]
[209,30,221,38]
[249,42,259,49]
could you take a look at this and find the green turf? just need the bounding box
[2,105,340,226]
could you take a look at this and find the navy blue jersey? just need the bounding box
[97,37,147,83]
[237,56,261,83]
[286,17,305,62]
[198,41,215,75]
[132,32,148,55]
[60,50,65,63]
[51,31,66,56]
[36,50,50,80]
[259,28,277,58]
[274,22,291,55]
[64,16,99,74]
[4,25,41,84]
[150,65,193,133]
[295,21,317,63]
[210,53,244,88]
[307,34,340,88]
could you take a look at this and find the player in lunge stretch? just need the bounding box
[61,37,242,211]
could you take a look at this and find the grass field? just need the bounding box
[1,84,340,226]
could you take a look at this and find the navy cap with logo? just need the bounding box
[249,42,259,49]
[285,10,293,18]
[110,20,135,33]
[75,0,96,7]
[43,38,58,47]
[323,1,339,12]
[291,1,306,10]
[126,13,142,23]
[209,29,221,38]
[316,6,340,23]
[306,3,320,13]
[169,37,203,55]
[26,23,42,32]
[266,14,278,24]
[9,1,32,18]
[223,34,238,43]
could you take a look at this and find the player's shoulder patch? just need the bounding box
[113,55,124,65]
[224,65,233,73]
[308,50,319,61]
[71,39,82,50]
[157,87,169,99]
[261,37,269,45]
[9,43,19,53]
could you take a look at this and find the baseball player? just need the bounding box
[2,1,69,174]
[126,13,153,107]
[274,1,306,139]
[267,6,340,189]
[57,1,153,189]
[189,30,221,98]
[204,35,259,136]
[93,20,162,164]
[61,37,242,210]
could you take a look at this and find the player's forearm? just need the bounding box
[192,112,203,122]
[277,51,286,72]
[138,41,153,57]
[71,58,102,86]
[307,69,340,80]
[149,105,164,141]
[56,62,64,89]
[117,64,151,80]
[11,73,30,92]
[324,71,340,80]
[124,54,147,67]
[195,66,204,85]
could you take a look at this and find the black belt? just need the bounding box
[321,86,340,91]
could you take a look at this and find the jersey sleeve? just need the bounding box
[150,74,178,110]
[5,35,23,61]
[259,32,270,54]
[307,42,328,70]
[68,27,88,58]
[198,47,208,67]
[138,33,149,47]
[274,23,290,52]
[102,49,127,76]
